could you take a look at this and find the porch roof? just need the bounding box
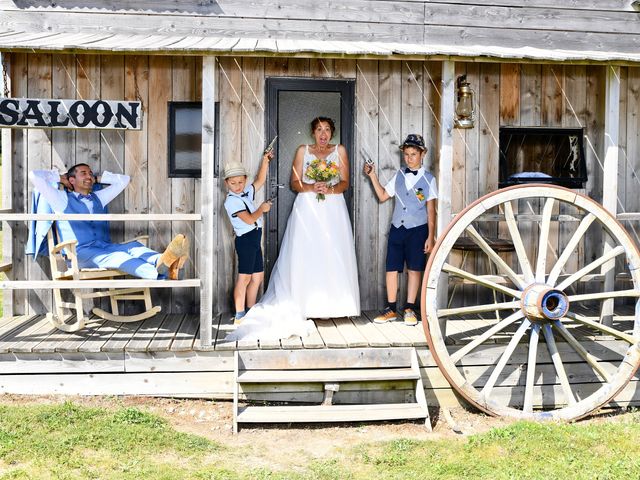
[1,30,640,64]
[1,0,640,64]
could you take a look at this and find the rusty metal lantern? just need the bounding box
[454,74,475,129]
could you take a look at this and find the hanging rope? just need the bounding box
[1,54,9,97]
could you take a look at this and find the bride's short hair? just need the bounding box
[311,117,335,138]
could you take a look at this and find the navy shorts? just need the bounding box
[235,228,264,275]
[385,224,428,272]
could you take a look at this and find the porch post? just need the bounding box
[438,60,455,236]
[600,65,621,326]
[436,60,455,325]
[200,56,216,345]
[1,53,14,316]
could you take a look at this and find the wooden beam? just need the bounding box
[616,213,640,221]
[1,52,14,316]
[438,60,454,236]
[602,66,621,216]
[600,65,621,326]
[0,279,200,290]
[436,60,455,327]
[0,213,201,221]
[199,55,216,347]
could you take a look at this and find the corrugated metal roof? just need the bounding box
[1,29,640,63]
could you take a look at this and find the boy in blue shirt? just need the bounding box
[364,134,438,326]
[223,151,272,324]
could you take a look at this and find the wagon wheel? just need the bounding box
[422,184,640,421]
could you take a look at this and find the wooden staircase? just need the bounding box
[233,347,430,433]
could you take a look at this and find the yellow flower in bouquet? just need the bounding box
[305,158,340,201]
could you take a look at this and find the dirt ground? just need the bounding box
[1,394,633,471]
[0,394,519,465]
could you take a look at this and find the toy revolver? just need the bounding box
[361,148,375,166]
[362,149,375,174]
[264,135,278,155]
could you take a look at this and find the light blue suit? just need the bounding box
[28,170,161,280]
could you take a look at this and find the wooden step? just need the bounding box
[232,348,431,433]
[237,403,428,423]
[237,347,415,370]
[237,367,419,383]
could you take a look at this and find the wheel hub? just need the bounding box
[521,284,569,321]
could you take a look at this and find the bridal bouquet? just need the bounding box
[305,158,339,201]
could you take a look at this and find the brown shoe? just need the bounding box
[168,254,189,280]
[157,234,189,277]
[373,308,398,324]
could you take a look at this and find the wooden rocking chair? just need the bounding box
[46,225,161,332]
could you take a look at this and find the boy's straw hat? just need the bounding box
[223,162,247,179]
[400,134,426,151]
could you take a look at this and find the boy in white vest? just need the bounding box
[364,134,437,326]
[29,163,189,280]
[223,151,272,325]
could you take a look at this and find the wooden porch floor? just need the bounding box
[0,311,429,354]
[0,309,638,409]
[0,308,634,354]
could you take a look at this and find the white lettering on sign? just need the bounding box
[0,98,142,130]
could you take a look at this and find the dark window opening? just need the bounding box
[168,101,220,178]
[499,127,587,189]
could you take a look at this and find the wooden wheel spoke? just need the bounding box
[535,199,556,283]
[465,225,526,289]
[564,311,637,344]
[503,200,535,284]
[523,323,540,413]
[443,263,522,298]
[438,300,520,318]
[568,289,640,302]
[547,213,596,286]
[553,321,612,383]
[555,245,625,291]
[481,319,531,399]
[542,324,576,405]
[450,310,525,364]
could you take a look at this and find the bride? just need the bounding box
[228,117,361,341]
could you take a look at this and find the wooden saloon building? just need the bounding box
[0,0,640,424]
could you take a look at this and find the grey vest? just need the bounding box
[391,171,434,229]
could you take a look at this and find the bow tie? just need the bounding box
[404,168,418,176]
[240,192,249,198]
[77,193,93,200]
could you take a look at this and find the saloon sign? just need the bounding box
[0,98,142,130]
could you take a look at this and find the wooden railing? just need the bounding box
[0,211,207,338]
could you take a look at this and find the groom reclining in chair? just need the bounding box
[28,163,189,280]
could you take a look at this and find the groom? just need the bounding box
[28,163,189,280]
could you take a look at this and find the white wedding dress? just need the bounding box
[228,145,361,341]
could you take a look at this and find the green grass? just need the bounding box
[0,402,222,479]
[1,401,640,479]
[354,419,640,480]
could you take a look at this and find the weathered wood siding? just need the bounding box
[5,52,202,315]
[215,60,639,312]
[6,53,640,315]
